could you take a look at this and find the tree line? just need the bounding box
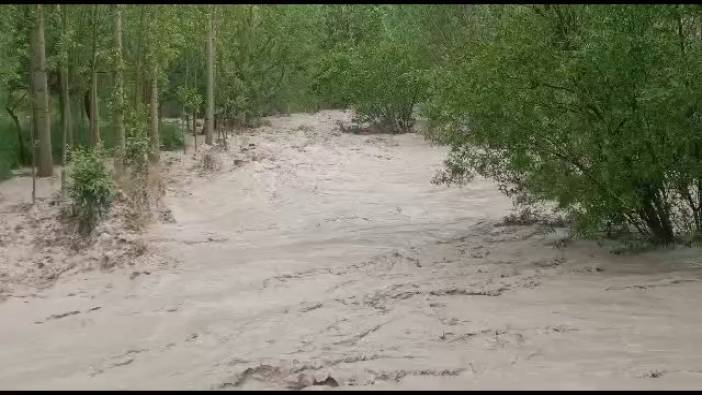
[1,5,700,243]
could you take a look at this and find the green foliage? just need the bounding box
[4,3,702,247]
[144,5,185,80]
[0,116,21,179]
[67,145,114,234]
[315,6,431,132]
[0,158,11,181]
[213,5,317,124]
[0,5,29,92]
[176,86,202,118]
[160,121,183,151]
[123,107,149,174]
[345,39,429,132]
[428,5,702,244]
[0,120,15,181]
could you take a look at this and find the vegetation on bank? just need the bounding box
[1,5,700,244]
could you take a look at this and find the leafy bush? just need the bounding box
[124,108,150,174]
[316,6,431,133]
[346,40,429,133]
[67,146,114,234]
[313,50,355,109]
[428,5,702,244]
[160,121,184,151]
[120,106,165,228]
[213,6,320,125]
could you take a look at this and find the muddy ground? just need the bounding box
[2,110,702,390]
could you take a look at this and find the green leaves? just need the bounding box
[67,145,114,234]
[0,6,26,90]
[141,5,186,81]
[429,5,702,243]
[123,107,150,174]
[315,6,432,131]
[176,85,202,113]
[7,4,702,243]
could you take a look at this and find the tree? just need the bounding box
[428,5,702,243]
[311,6,431,132]
[141,5,186,163]
[205,5,215,145]
[176,85,202,150]
[89,4,101,146]
[1,6,28,175]
[57,4,73,194]
[213,5,316,125]
[149,66,159,163]
[30,4,53,177]
[113,4,125,170]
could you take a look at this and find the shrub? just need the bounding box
[314,6,431,133]
[160,121,184,151]
[124,108,150,175]
[344,39,430,133]
[67,146,114,234]
[428,5,702,244]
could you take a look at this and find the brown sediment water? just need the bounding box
[1,110,702,390]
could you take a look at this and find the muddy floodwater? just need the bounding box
[2,110,702,390]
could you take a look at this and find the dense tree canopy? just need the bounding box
[1,4,701,243]
[428,5,702,243]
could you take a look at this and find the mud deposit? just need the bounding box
[2,110,702,390]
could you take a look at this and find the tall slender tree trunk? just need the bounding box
[192,53,198,152]
[113,4,125,171]
[183,57,189,154]
[158,101,163,132]
[90,70,100,146]
[31,4,53,177]
[205,5,215,145]
[181,108,186,154]
[59,4,71,194]
[134,8,145,108]
[30,109,36,203]
[63,84,72,147]
[89,5,100,146]
[158,100,164,152]
[149,68,159,164]
[192,110,197,152]
[27,5,38,199]
[79,93,85,144]
[66,70,73,147]
[65,21,75,148]
[143,78,150,105]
